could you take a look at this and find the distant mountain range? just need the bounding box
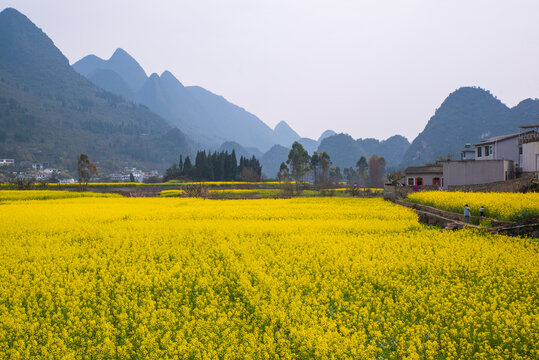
[318,134,411,170]
[0,8,192,171]
[401,87,539,166]
[2,8,537,176]
[73,49,334,153]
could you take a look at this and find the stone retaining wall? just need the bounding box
[383,184,439,201]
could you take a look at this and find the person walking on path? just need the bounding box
[464,204,471,224]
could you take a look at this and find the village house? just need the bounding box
[441,126,539,188]
[460,144,475,160]
[403,166,443,187]
[518,125,539,173]
[474,133,520,164]
[0,159,15,166]
[31,162,50,170]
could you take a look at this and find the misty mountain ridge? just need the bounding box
[6,8,533,177]
[0,8,193,171]
[73,48,148,94]
[401,86,539,166]
[73,48,339,153]
[273,120,300,147]
[260,144,291,179]
[318,130,337,142]
[317,133,410,171]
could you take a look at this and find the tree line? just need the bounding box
[164,150,262,182]
[277,142,386,190]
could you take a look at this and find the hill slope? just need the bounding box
[186,86,276,151]
[401,87,539,166]
[74,49,280,151]
[317,134,410,170]
[260,144,290,179]
[0,8,192,171]
[273,120,300,147]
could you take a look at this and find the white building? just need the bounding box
[0,159,15,166]
[475,133,519,165]
[519,125,539,173]
[442,127,538,188]
[460,144,475,160]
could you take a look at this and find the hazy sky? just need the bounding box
[3,0,539,141]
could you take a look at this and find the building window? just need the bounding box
[407,177,414,186]
[416,177,423,186]
[432,177,441,186]
[477,147,482,157]
[519,146,523,155]
[484,146,489,156]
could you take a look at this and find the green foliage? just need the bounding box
[277,162,290,181]
[164,150,262,182]
[509,209,539,222]
[318,133,409,171]
[287,142,310,193]
[77,153,97,187]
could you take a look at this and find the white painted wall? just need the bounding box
[521,141,539,172]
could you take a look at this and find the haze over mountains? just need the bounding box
[1,7,538,178]
[72,47,414,175]
[0,8,192,171]
[73,49,328,152]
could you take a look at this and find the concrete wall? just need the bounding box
[443,160,514,188]
[521,141,539,173]
[496,137,519,163]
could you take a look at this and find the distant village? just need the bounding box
[398,125,539,190]
[0,159,159,184]
[2,125,538,188]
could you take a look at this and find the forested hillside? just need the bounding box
[401,87,539,166]
[0,8,192,171]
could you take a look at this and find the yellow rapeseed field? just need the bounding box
[0,190,119,202]
[407,191,539,221]
[160,188,383,198]
[35,181,288,188]
[0,196,537,359]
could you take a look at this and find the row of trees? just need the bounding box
[341,154,386,188]
[164,150,262,181]
[277,142,386,190]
